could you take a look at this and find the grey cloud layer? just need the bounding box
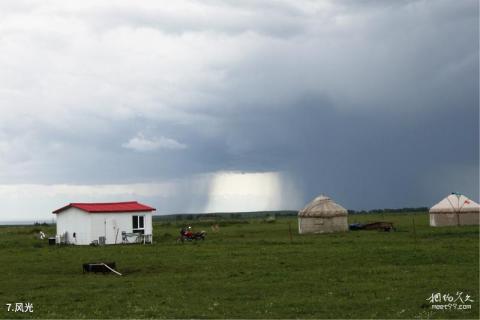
[0,0,477,212]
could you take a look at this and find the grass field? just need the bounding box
[0,213,478,319]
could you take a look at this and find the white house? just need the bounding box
[53,201,156,245]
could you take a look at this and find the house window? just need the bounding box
[132,215,145,234]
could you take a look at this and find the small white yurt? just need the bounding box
[298,195,348,234]
[429,193,479,227]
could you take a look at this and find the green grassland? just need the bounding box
[0,213,478,319]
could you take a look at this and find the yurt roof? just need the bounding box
[430,193,480,214]
[298,195,348,217]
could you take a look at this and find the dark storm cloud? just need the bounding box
[213,91,478,209]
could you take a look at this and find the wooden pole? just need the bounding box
[412,215,417,246]
[288,222,293,243]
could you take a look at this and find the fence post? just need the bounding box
[412,215,417,247]
[288,222,293,243]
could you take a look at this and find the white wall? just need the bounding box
[90,212,153,245]
[430,212,479,227]
[298,216,348,234]
[55,207,91,244]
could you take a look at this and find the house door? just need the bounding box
[105,219,118,244]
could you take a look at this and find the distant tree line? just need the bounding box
[348,207,429,214]
[153,211,298,222]
[153,208,429,221]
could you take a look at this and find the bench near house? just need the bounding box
[52,201,156,245]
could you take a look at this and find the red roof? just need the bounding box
[53,201,156,214]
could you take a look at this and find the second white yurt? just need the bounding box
[429,193,479,227]
[298,195,348,234]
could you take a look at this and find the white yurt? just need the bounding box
[298,195,348,234]
[429,193,479,227]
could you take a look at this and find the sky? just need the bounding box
[0,0,478,221]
